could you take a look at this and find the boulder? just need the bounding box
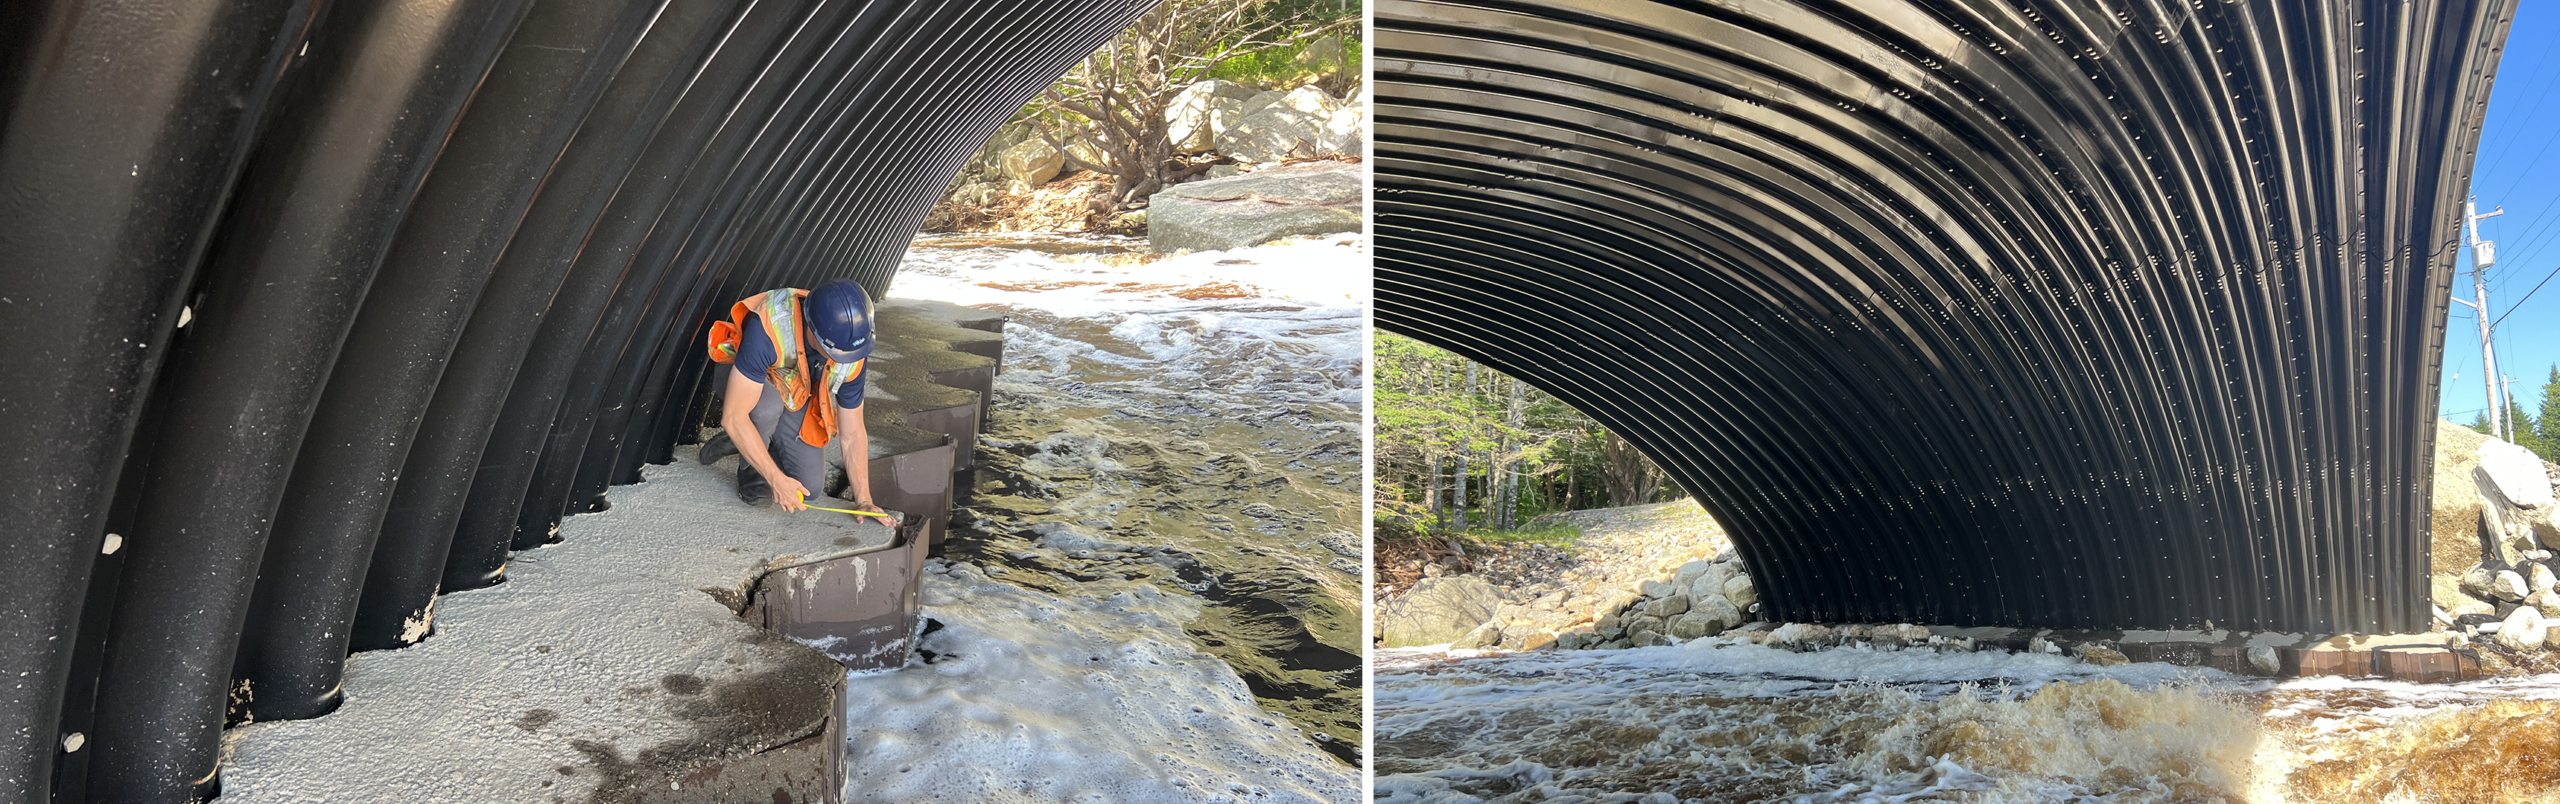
[2482,440,2559,509]
[1685,596,1743,637]
[1513,630,1560,651]
[1626,614,1667,637]
[1166,80,1257,155]
[1673,560,1715,587]
[2529,589,2560,619]
[1318,104,1363,158]
[2461,564,2501,601]
[1640,594,1690,618]
[1639,579,1677,599]
[1217,87,1344,163]
[1722,574,1759,609]
[2247,644,2280,674]
[1378,575,1508,647]
[1145,161,1361,253]
[2497,607,2549,652]
[1208,97,1252,141]
[1451,620,1503,650]
[1667,611,1718,640]
[2496,569,2531,602]
[1693,561,1738,599]
[2534,563,2557,595]
[1000,139,1064,185]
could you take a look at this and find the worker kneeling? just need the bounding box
[703,279,892,526]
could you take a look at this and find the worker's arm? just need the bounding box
[838,402,891,527]
[722,367,808,512]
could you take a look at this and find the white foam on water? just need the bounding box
[830,235,1364,800]
[1375,642,2263,804]
[838,561,1356,803]
[893,233,1367,412]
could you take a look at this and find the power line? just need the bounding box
[2489,261,2560,329]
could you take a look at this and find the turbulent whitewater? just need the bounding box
[833,233,1366,801]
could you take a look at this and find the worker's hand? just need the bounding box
[772,476,810,512]
[851,499,892,528]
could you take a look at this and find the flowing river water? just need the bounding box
[1376,641,2560,803]
[881,232,1367,763]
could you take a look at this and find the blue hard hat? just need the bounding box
[805,279,873,364]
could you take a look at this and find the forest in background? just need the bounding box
[1372,330,1683,538]
[2466,364,2560,464]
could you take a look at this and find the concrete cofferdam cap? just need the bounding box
[0,0,1155,802]
[1374,0,2513,634]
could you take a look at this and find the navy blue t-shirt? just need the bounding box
[734,311,866,408]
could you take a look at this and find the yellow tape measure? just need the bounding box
[798,492,887,517]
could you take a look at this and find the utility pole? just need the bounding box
[2455,199,2505,439]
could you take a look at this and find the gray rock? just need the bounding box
[1451,620,1503,651]
[2496,569,2531,602]
[1597,589,1643,617]
[1000,139,1063,185]
[1722,574,1759,609]
[1630,632,1673,648]
[1554,632,1586,651]
[2247,644,2280,674]
[1165,80,1256,155]
[1685,597,1743,638]
[1639,579,1676,599]
[1627,614,1667,637]
[1673,560,1715,586]
[1378,575,1508,647]
[2482,440,2558,509]
[2529,589,2560,619]
[2497,607,2548,652]
[1217,87,1343,163]
[1237,89,1288,121]
[1666,611,1716,640]
[2462,565,2501,601]
[1144,162,1360,253]
[1641,594,1690,618]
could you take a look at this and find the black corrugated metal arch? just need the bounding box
[1376,0,2510,635]
[0,0,1153,800]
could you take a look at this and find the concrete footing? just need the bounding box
[1729,623,2484,683]
[827,298,1003,551]
[213,448,901,802]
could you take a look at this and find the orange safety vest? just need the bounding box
[706,288,864,447]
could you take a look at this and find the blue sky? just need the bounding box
[2444,3,2560,426]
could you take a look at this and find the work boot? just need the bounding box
[737,469,770,506]
[699,430,738,465]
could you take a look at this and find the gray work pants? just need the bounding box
[739,372,828,498]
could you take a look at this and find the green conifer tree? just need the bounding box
[2473,411,2495,436]
[2537,364,2560,462]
